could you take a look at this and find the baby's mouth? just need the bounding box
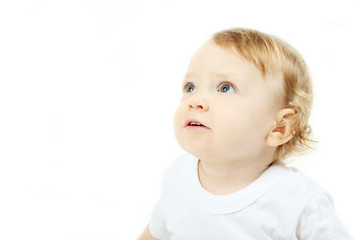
[188,122,205,127]
[185,120,210,130]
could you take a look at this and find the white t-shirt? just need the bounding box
[149,154,351,240]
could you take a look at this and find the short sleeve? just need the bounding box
[149,199,171,240]
[296,193,352,240]
[149,197,171,240]
[149,155,189,240]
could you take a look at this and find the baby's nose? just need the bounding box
[189,96,209,111]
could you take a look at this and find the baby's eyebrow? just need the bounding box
[183,72,247,88]
[214,72,247,87]
[214,72,240,80]
[184,72,241,80]
[183,72,196,80]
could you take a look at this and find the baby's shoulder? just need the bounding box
[286,166,329,194]
[265,165,333,208]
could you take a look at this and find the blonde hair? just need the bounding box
[212,28,315,161]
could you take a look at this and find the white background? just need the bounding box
[0,0,359,239]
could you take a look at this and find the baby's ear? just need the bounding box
[266,108,296,147]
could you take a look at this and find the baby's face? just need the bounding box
[173,40,283,163]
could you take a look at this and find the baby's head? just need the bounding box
[174,28,313,164]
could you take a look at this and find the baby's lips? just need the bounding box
[184,118,210,129]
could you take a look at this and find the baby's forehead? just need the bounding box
[187,40,283,81]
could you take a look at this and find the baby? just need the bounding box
[138,28,351,239]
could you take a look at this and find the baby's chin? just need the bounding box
[179,142,219,161]
[177,140,206,157]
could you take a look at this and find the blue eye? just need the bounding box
[218,83,235,93]
[185,84,196,93]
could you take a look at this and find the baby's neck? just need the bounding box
[197,158,272,195]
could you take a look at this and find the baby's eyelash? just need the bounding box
[182,82,195,92]
[217,81,238,92]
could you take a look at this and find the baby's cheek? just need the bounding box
[173,106,183,124]
[173,105,189,137]
[217,115,261,146]
[173,111,181,136]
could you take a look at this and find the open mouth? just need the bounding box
[185,120,210,130]
[188,122,205,127]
